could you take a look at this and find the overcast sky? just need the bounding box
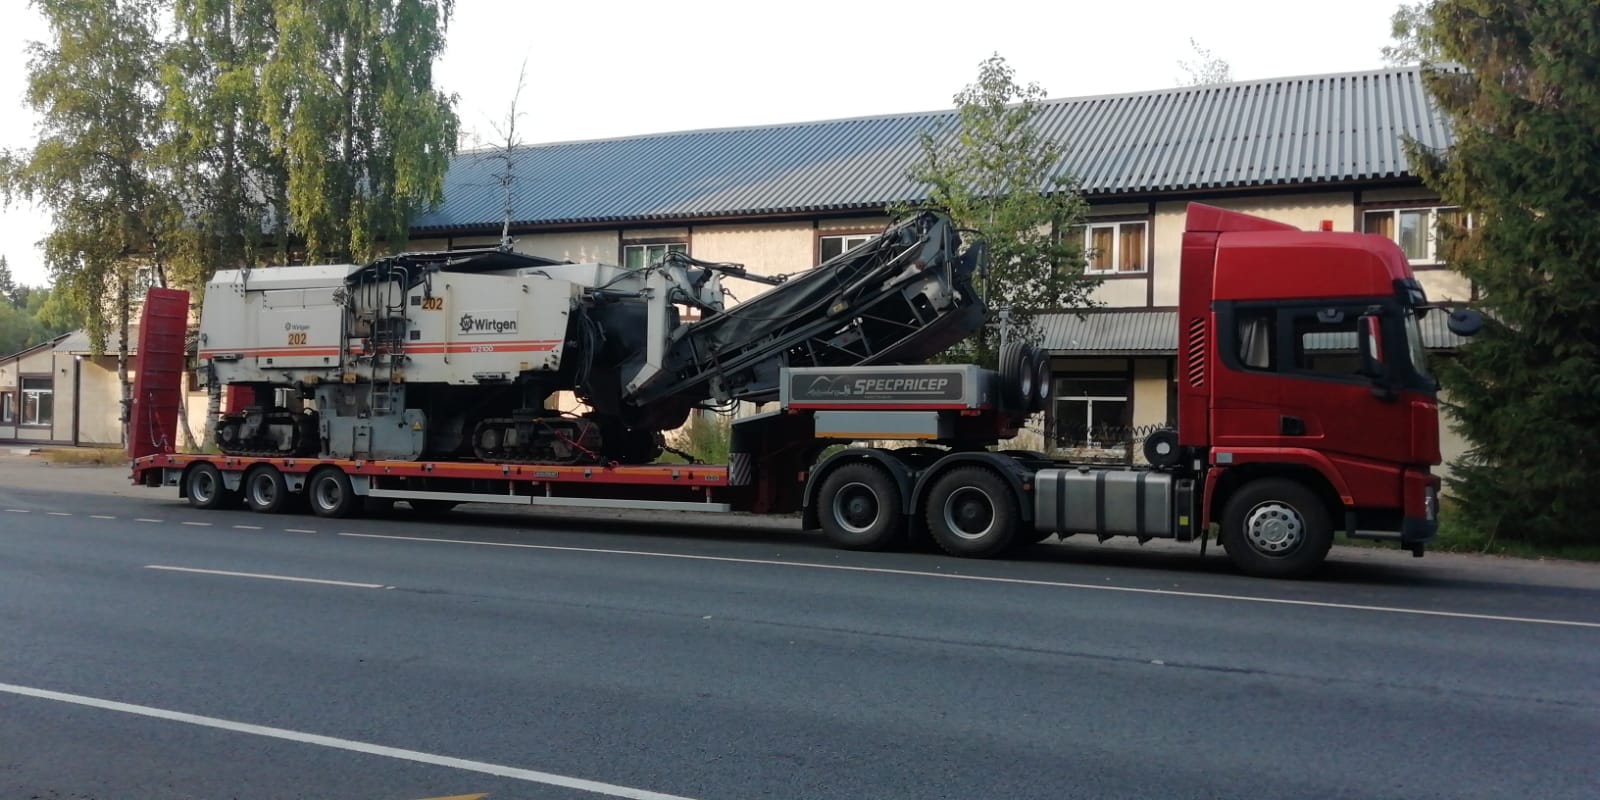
[0,0,1409,285]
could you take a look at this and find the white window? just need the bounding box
[819,233,877,263]
[1,391,13,423]
[1082,221,1148,274]
[622,242,686,270]
[1053,377,1130,448]
[21,377,52,426]
[1363,206,1469,265]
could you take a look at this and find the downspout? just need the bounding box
[72,354,82,447]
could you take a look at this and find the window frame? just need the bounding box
[1,390,14,423]
[1052,373,1133,449]
[1080,219,1150,276]
[621,240,687,271]
[815,228,881,265]
[1359,204,1470,267]
[19,375,53,428]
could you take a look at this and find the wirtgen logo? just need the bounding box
[458,313,518,335]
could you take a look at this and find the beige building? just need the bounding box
[404,66,1472,469]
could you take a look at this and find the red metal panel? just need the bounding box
[128,289,190,460]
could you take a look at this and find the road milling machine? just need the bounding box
[197,212,988,465]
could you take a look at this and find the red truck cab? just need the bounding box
[1178,204,1458,563]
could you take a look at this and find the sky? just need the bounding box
[0,0,1410,286]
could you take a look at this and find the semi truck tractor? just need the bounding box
[130,203,1478,578]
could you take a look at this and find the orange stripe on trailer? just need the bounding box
[130,454,730,487]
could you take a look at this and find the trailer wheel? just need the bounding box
[242,466,289,514]
[925,466,1019,558]
[184,463,232,510]
[816,462,905,550]
[998,342,1034,412]
[1221,479,1333,579]
[307,468,359,519]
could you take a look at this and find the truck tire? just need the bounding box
[924,465,1020,558]
[307,468,360,519]
[1221,479,1333,579]
[242,466,290,514]
[998,342,1034,412]
[184,463,232,510]
[1032,348,1051,413]
[816,462,906,550]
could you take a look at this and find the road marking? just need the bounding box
[5,509,30,513]
[46,511,71,516]
[0,682,698,800]
[144,565,386,590]
[286,528,317,534]
[233,525,263,531]
[338,532,1600,630]
[90,515,116,520]
[135,518,162,523]
[181,521,211,527]
[416,795,489,800]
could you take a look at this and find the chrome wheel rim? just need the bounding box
[250,473,278,508]
[190,470,217,504]
[314,477,341,511]
[1244,501,1304,556]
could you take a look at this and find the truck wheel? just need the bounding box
[307,468,360,519]
[925,466,1019,558]
[816,462,905,550]
[184,463,232,510]
[1222,479,1333,579]
[243,466,289,514]
[998,342,1034,412]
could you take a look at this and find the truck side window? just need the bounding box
[1291,307,1364,377]
[1236,312,1275,370]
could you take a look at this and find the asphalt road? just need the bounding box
[1,463,1597,800]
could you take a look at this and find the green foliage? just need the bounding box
[1404,1,1600,548]
[1382,2,1440,65]
[0,256,15,306]
[0,0,170,361]
[660,414,733,465]
[898,53,1096,367]
[0,284,79,356]
[261,0,459,262]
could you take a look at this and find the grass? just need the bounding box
[38,447,127,466]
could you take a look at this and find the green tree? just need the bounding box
[1403,1,1600,548]
[0,0,175,444]
[162,0,288,280]
[0,255,15,307]
[1381,2,1440,65]
[261,0,459,262]
[900,53,1096,366]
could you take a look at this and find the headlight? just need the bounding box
[1425,486,1438,521]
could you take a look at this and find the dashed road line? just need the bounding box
[90,515,116,520]
[5,509,30,513]
[46,511,71,516]
[0,682,698,800]
[144,565,388,589]
[286,528,317,534]
[339,532,1600,631]
[233,525,263,531]
[135,518,162,523]
[181,521,212,527]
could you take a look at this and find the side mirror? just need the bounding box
[1447,307,1483,337]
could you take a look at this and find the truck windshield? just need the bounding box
[1404,309,1430,382]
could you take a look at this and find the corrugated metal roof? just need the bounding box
[414,66,1452,232]
[1037,308,1466,354]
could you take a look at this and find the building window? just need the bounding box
[1363,206,1468,265]
[623,242,686,270]
[819,233,877,263]
[1053,376,1130,448]
[21,377,52,426]
[1,391,13,423]
[1081,221,1147,274]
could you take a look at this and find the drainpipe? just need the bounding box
[72,354,82,447]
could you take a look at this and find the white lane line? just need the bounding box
[286,528,317,534]
[144,565,386,590]
[233,525,263,531]
[90,515,116,520]
[135,518,162,523]
[46,512,71,516]
[5,509,30,513]
[0,681,697,800]
[181,521,212,527]
[339,532,1600,630]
